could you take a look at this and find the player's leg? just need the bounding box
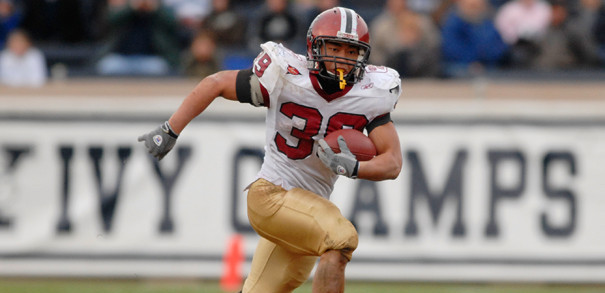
[312,249,348,293]
[246,179,358,292]
[242,237,316,293]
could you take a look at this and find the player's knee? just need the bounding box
[341,219,359,250]
[341,226,358,261]
[322,249,350,266]
[323,215,358,261]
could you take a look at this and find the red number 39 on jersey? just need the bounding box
[275,102,369,160]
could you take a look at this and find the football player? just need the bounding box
[138,7,402,293]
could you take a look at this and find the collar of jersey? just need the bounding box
[309,74,353,102]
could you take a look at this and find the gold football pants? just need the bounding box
[242,178,358,293]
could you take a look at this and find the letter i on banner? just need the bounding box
[220,234,244,292]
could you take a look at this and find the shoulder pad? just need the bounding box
[254,42,307,95]
[259,42,306,68]
[364,65,401,94]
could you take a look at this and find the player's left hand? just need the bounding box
[137,121,178,160]
[317,136,359,178]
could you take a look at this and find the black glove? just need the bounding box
[137,121,178,160]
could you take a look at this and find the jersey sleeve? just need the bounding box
[376,66,401,112]
[235,42,287,108]
[365,66,401,133]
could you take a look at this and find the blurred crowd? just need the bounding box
[0,0,604,87]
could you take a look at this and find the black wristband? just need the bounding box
[161,121,179,138]
[352,161,359,178]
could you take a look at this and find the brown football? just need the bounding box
[323,129,376,161]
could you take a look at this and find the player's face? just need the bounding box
[321,41,360,75]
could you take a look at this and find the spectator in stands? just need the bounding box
[563,0,602,67]
[0,0,21,49]
[96,0,181,76]
[441,0,508,77]
[532,1,577,70]
[201,0,247,47]
[0,29,47,87]
[163,0,210,46]
[431,0,456,26]
[371,0,441,77]
[181,29,220,78]
[494,0,552,68]
[370,0,410,66]
[495,0,552,44]
[390,10,442,77]
[252,0,300,52]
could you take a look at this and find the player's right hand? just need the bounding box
[317,136,359,178]
[137,121,178,160]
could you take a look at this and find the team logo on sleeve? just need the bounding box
[286,65,301,75]
[361,82,374,90]
[366,65,388,73]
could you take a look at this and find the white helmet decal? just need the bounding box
[337,7,359,41]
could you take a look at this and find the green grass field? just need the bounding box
[1,279,604,293]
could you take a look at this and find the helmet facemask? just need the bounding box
[309,36,371,87]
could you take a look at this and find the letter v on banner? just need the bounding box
[89,146,132,233]
[150,146,192,234]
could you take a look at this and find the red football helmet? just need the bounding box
[307,7,371,85]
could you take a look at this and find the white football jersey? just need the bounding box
[247,42,400,198]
